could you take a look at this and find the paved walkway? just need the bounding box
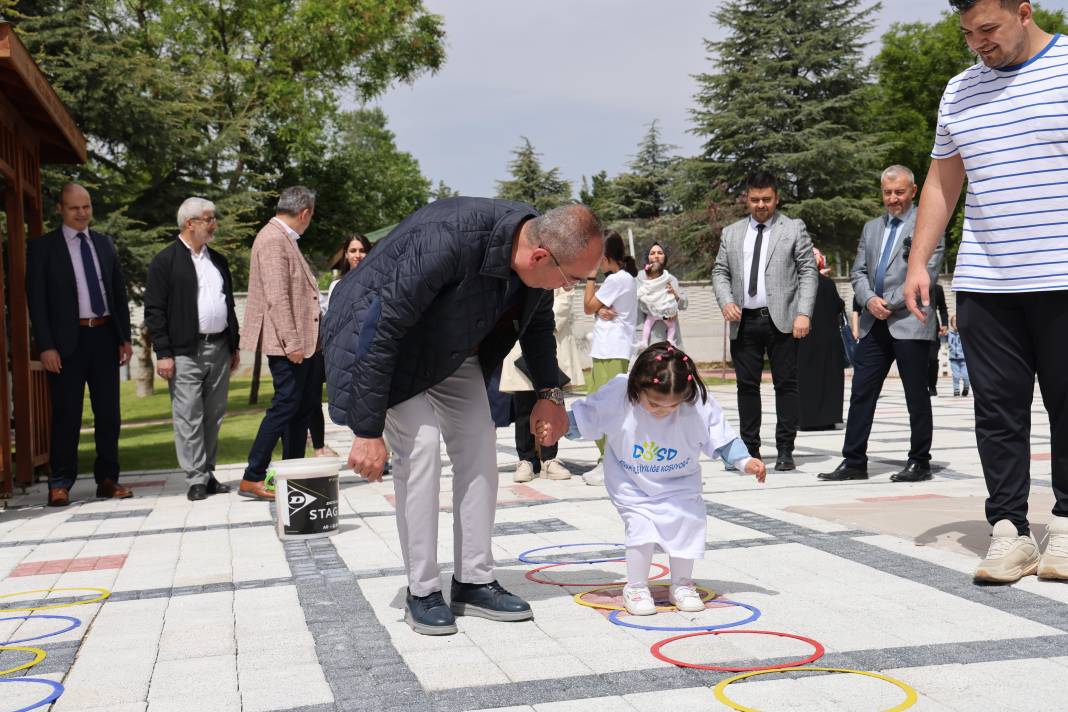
[1,380,1065,711]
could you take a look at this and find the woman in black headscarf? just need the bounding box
[797,247,846,431]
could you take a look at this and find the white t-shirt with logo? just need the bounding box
[572,375,748,558]
[590,270,638,360]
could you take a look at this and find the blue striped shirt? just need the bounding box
[931,34,1068,293]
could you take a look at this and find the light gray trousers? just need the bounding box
[169,338,232,487]
[384,356,499,596]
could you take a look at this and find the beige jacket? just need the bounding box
[499,288,585,392]
[240,218,320,356]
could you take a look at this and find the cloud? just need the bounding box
[370,0,976,196]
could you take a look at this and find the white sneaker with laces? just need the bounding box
[669,581,705,612]
[1039,515,1068,580]
[513,461,535,484]
[541,459,571,480]
[582,463,604,486]
[973,519,1040,583]
[622,585,656,616]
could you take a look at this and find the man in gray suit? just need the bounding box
[819,165,944,483]
[713,172,818,471]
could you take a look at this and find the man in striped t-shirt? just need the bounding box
[904,0,1068,584]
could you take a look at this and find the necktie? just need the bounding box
[77,232,107,317]
[748,223,765,298]
[873,218,902,296]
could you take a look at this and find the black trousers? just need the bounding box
[928,340,941,391]
[957,291,1068,533]
[243,352,324,481]
[47,325,121,490]
[307,351,326,449]
[730,311,798,456]
[513,391,558,472]
[842,320,932,468]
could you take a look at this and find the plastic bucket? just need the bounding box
[267,457,343,540]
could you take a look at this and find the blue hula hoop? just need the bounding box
[0,678,65,712]
[1,615,82,645]
[517,542,626,565]
[607,598,761,632]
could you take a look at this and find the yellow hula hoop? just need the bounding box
[573,582,717,612]
[0,646,47,676]
[713,666,919,712]
[0,587,111,613]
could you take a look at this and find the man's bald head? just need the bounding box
[56,183,93,231]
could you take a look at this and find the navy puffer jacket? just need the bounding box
[323,197,562,438]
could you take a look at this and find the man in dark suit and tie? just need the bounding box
[712,172,819,471]
[819,166,944,483]
[27,184,134,506]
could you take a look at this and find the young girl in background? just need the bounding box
[637,261,679,346]
[538,342,766,615]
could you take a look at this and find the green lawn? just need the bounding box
[77,377,300,472]
[82,377,277,426]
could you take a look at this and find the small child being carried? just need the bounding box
[637,262,679,347]
[536,342,766,615]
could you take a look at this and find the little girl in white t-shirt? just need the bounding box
[538,342,766,615]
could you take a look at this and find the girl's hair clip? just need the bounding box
[655,355,663,361]
[667,346,675,353]
[652,378,660,384]
[682,355,689,362]
[687,374,693,381]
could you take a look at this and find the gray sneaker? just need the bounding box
[582,463,604,486]
[1038,515,1068,581]
[974,519,1039,583]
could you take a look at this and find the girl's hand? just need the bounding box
[746,458,767,483]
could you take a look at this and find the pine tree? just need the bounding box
[495,138,572,213]
[617,120,680,219]
[690,0,884,249]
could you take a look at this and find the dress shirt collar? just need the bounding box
[178,234,207,257]
[62,224,89,242]
[885,205,915,227]
[271,216,301,242]
[748,214,774,231]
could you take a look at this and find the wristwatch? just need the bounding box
[537,387,565,406]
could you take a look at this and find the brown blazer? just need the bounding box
[240,218,320,356]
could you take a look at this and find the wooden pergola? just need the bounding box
[0,22,87,495]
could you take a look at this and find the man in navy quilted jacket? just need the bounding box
[324,198,603,634]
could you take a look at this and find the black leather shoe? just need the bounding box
[450,578,533,622]
[187,484,208,501]
[774,453,795,471]
[206,477,231,494]
[891,462,932,482]
[405,589,457,635]
[818,461,869,481]
[929,386,938,397]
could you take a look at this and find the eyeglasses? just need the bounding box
[193,216,218,224]
[542,245,583,288]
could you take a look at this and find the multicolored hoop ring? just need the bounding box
[525,560,669,587]
[0,615,82,645]
[517,543,626,565]
[712,666,918,712]
[650,629,825,672]
[607,598,761,632]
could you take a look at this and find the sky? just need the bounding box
[373,0,1068,198]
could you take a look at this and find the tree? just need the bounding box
[690,0,884,250]
[495,137,572,213]
[430,180,460,201]
[290,108,430,262]
[870,5,1067,264]
[4,0,446,394]
[614,120,680,219]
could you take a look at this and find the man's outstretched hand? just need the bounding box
[531,399,568,446]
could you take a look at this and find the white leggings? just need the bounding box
[626,543,694,587]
